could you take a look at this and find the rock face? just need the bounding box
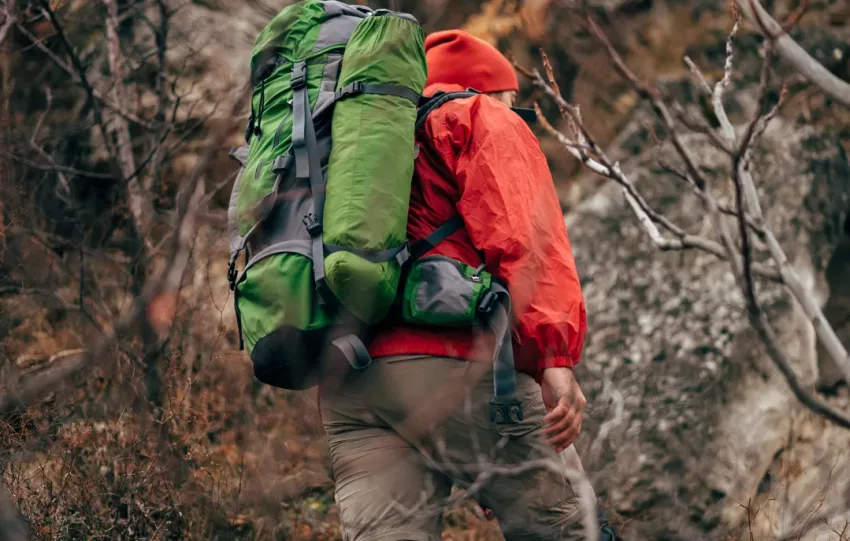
[567,71,850,540]
[159,3,850,538]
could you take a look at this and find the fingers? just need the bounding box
[549,416,582,452]
[543,404,573,435]
[545,408,579,449]
[543,396,585,452]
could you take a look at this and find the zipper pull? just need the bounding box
[471,263,487,283]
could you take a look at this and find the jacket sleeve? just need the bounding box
[432,96,587,379]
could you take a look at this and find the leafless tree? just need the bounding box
[519,2,850,430]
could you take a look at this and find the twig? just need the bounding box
[0,0,17,48]
[28,86,71,194]
[528,79,781,280]
[569,12,850,428]
[0,85,250,415]
[711,7,741,146]
[736,0,850,107]
[15,22,155,130]
[103,0,154,240]
[782,0,809,33]
[706,35,850,388]
[683,55,713,96]
[656,157,763,234]
[2,151,113,180]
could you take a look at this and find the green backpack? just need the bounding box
[227,0,425,389]
[227,0,523,425]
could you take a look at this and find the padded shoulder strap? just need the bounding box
[416,90,538,130]
[415,91,480,132]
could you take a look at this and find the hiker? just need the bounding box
[319,29,611,541]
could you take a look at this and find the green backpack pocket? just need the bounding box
[401,256,494,327]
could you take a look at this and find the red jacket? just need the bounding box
[368,84,587,380]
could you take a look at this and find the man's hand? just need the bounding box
[541,367,586,452]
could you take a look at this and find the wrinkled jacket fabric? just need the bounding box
[368,84,587,380]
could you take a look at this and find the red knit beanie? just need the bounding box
[424,30,519,93]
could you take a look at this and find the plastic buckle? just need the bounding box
[303,213,322,236]
[291,65,307,89]
[477,290,497,314]
[350,81,363,94]
[489,396,523,425]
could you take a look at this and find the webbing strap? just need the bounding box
[415,91,479,131]
[511,106,538,123]
[331,333,371,370]
[483,281,522,425]
[334,82,420,105]
[291,61,331,303]
[325,242,410,266]
[408,216,465,261]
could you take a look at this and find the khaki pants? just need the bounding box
[320,355,596,541]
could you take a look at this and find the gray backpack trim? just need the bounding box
[484,281,522,424]
[314,11,366,51]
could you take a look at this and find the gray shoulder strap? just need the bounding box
[482,281,523,425]
[290,61,332,304]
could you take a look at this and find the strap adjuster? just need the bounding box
[291,63,307,89]
[335,81,364,101]
[490,396,523,425]
[477,290,498,313]
[303,213,322,236]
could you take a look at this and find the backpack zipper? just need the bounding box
[416,255,484,284]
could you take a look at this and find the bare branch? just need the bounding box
[2,150,113,180]
[706,34,850,388]
[736,0,850,107]
[712,7,742,147]
[527,74,781,280]
[15,22,155,130]
[102,0,154,240]
[0,0,17,48]
[683,55,713,96]
[0,85,250,415]
[560,11,850,429]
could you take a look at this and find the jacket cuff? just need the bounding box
[536,355,577,382]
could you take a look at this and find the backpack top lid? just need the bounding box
[250,1,377,87]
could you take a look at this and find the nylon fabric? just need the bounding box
[236,253,333,352]
[402,256,489,327]
[408,215,464,260]
[330,334,372,370]
[368,85,588,380]
[334,82,420,104]
[324,242,409,264]
[250,0,324,85]
[230,1,428,390]
[322,13,426,323]
[290,61,329,299]
[313,12,364,51]
[486,282,517,399]
[236,60,323,237]
[227,146,249,259]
